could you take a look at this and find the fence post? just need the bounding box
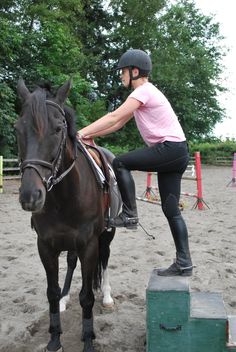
[227,152,236,187]
[0,156,3,193]
[195,151,204,210]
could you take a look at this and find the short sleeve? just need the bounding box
[129,84,150,105]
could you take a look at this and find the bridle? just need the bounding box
[20,100,76,192]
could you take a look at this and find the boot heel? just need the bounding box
[181,268,193,277]
[126,223,138,230]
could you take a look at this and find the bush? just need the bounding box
[189,139,236,164]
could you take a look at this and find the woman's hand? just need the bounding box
[77,131,96,146]
[77,131,83,140]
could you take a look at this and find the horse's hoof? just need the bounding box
[44,347,63,352]
[83,340,95,352]
[102,302,114,309]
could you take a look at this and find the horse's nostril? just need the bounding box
[20,187,45,212]
[35,189,43,201]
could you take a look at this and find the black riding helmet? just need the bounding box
[117,49,152,72]
[116,49,152,87]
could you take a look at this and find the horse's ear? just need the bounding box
[56,80,72,105]
[17,78,30,102]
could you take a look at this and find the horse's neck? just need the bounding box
[62,148,96,188]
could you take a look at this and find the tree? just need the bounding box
[151,0,227,140]
[0,0,229,156]
[0,83,17,156]
[91,0,227,148]
[99,0,167,149]
[0,8,25,156]
[0,0,108,155]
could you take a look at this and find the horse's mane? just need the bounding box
[64,106,77,142]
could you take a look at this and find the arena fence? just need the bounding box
[1,153,235,195]
[137,151,209,210]
[0,157,20,193]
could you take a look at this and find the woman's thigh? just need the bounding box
[117,141,189,173]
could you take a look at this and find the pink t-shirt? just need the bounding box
[129,82,186,146]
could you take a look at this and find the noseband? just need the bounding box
[20,100,76,191]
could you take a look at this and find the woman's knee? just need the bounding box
[112,156,125,171]
[161,193,181,218]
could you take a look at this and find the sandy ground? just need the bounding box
[0,166,236,351]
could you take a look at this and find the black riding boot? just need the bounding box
[110,162,138,229]
[157,215,193,276]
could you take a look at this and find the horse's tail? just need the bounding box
[93,228,116,290]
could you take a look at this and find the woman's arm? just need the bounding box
[83,114,134,138]
[78,97,141,138]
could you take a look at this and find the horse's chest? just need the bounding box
[38,222,78,249]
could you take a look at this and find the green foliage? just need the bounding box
[189,139,236,163]
[0,0,229,157]
[104,0,167,107]
[33,21,82,80]
[152,0,226,140]
[0,83,17,157]
[101,143,130,156]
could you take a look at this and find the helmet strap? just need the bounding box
[128,67,140,89]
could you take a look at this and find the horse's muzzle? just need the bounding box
[19,169,46,212]
[19,187,45,212]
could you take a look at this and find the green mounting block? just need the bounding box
[146,269,236,352]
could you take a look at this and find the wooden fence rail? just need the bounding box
[0,158,20,180]
[214,156,233,166]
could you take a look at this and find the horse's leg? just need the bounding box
[99,228,115,307]
[79,238,99,352]
[60,250,78,312]
[38,239,62,352]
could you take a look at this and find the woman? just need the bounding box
[77,49,193,276]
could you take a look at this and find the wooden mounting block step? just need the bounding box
[146,269,236,352]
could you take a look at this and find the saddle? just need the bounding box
[78,141,111,187]
[77,140,122,225]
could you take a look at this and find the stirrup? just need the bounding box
[109,213,139,229]
[157,261,193,277]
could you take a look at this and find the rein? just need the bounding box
[20,100,76,191]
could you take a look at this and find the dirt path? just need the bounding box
[0,166,236,351]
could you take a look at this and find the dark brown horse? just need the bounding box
[16,79,121,352]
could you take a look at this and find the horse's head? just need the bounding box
[16,79,72,212]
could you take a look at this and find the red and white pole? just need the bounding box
[227,152,236,187]
[232,152,236,186]
[146,172,152,199]
[139,151,207,209]
[195,151,204,210]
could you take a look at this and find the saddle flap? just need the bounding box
[83,143,111,184]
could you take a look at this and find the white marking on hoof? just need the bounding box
[102,300,114,309]
[60,294,70,312]
[102,294,114,308]
[101,269,114,308]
